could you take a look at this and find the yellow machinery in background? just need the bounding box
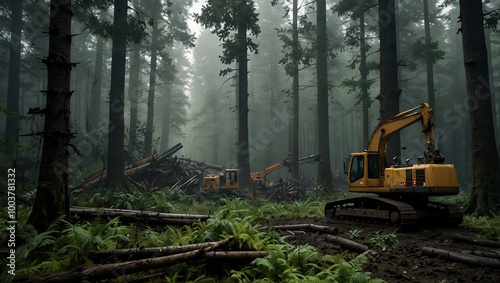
[202,154,319,191]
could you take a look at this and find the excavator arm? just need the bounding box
[366,103,443,164]
[252,154,320,189]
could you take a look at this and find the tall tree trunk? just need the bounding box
[360,12,369,148]
[423,0,436,109]
[378,0,400,162]
[290,0,299,180]
[484,1,498,144]
[128,6,141,160]
[160,84,172,152]
[459,0,500,216]
[316,0,333,188]
[28,0,72,232]
[105,0,127,189]
[144,2,159,157]
[211,93,218,164]
[237,9,252,189]
[4,0,22,156]
[88,8,105,133]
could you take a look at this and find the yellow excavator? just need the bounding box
[324,103,462,227]
[202,154,319,190]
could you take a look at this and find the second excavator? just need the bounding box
[324,103,463,227]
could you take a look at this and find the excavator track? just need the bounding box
[324,196,463,228]
[324,196,418,228]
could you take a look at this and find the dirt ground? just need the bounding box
[261,217,500,283]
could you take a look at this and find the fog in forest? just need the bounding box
[1,0,499,191]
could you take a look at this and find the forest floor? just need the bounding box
[260,217,499,283]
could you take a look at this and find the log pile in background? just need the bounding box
[257,178,308,201]
[74,143,312,201]
[74,143,222,195]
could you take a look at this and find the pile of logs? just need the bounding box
[74,143,223,195]
[262,178,308,201]
[74,143,312,201]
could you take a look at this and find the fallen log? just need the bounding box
[422,246,500,268]
[90,242,219,260]
[452,234,500,248]
[261,224,339,235]
[15,237,234,283]
[462,250,500,259]
[70,206,210,225]
[325,235,377,256]
[204,251,268,260]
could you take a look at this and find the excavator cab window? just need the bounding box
[368,154,380,179]
[226,171,238,183]
[349,155,364,183]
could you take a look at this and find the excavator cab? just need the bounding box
[346,152,382,190]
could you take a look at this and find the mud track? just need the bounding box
[260,217,499,283]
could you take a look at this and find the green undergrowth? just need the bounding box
[0,188,386,283]
[461,214,500,240]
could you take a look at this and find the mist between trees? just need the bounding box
[1,0,500,231]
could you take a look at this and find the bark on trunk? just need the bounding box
[422,246,500,268]
[325,235,377,255]
[15,238,234,283]
[127,6,141,158]
[462,250,500,259]
[144,0,160,157]
[105,0,128,189]
[90,242,219,260]
[459,0,500,216]
[160,84,172,152]
[360,12,369,148]
[237,4,252,189]
[316,0,333,188]
[261,224,339,235]
[290,0,299,180]
[423,0,436,109]
[88,8,106,133]
[378,0,401,161]
[452,234,500,248]
[70,206,210,225]
[27,0,72,232]
[4,0,22,156]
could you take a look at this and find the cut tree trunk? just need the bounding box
[15,237,234,283]
[70,206,210,225]
[261,224,339,235]
[204,251,268,260]
[90,242,218,260]
[462,250,500,259]
[422,246,500,268]
[452,234,500,248]
[325,235,377,255]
